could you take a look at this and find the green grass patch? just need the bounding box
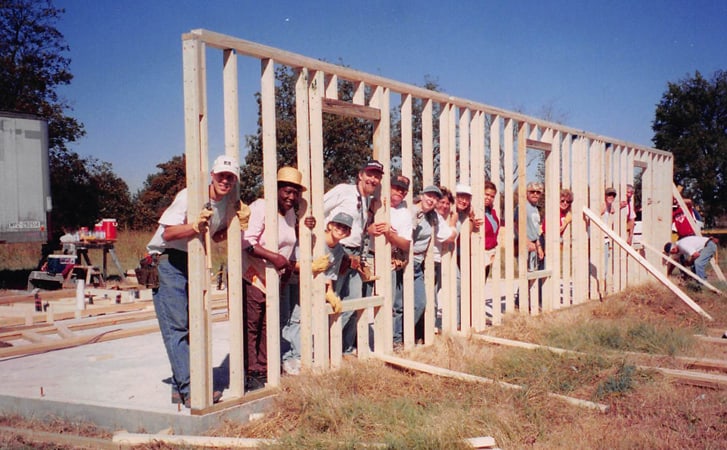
[480,348,610,395]
[545,320,695,357]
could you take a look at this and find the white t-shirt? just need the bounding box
[390,202,413,242]
[324,183,371,249]
[146,187,232,254]
[675,236,710,258]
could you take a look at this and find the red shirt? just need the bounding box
[484,207,500,250]
[672,208,695,238]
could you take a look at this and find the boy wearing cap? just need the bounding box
[323,160,384,354]
[242,166,307,390]
[281,212,352,375]
[147,154,249,408]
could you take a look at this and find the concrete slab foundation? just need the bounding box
[0,320,274,435]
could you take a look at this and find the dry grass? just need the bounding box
[203,282,727,449]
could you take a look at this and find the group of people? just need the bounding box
[146,152,719,408]
[147,154,514,406]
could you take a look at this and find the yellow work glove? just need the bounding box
[311,254,331,276]
[237,201,251,230]
[192,207,214,233]
[325,287,342,314]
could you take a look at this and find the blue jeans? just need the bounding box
[153,256,190,398]
[694,241,717,280]
[391,269,404,343]
[434,261,442,329]
[335,266,364,354]
[281,282,300,362]
[394,262,426,343]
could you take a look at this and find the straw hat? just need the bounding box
[277,167,307,191]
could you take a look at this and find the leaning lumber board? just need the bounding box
[583,207,713,320]
[373,353,609,412]
[54,322,76,339]
[673,184,726,282]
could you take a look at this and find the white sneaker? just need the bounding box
[282,359,301,375]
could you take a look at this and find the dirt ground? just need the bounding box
[1,282,726,449]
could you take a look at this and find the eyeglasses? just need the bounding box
[527,190,542,194]
[560,199,573,204]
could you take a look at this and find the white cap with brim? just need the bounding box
[211,155,239,178]
[455,183,472,196]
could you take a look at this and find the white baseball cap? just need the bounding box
[455,183,472,196]
[211,155,239,178]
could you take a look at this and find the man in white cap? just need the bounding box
[453,183,483,327]
[147,154,250,408]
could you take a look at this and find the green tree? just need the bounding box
[132,155,186,230]
[652,70,727,226]
[48,151,97,231]
[89,160,134,229]
[0,0,84,152]
[49,153,133,232]
[240,65,374,203]
[390,76,443,193]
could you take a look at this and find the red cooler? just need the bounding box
[102,218,118,240]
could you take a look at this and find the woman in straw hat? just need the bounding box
[241,166,306,390]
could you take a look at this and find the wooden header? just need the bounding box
[183,28,671,157]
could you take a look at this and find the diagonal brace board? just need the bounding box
[582,207,713,321]
[672,184,726,282]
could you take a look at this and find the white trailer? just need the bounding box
[0,112,51,243]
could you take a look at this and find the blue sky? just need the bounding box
[54,0,727,193]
